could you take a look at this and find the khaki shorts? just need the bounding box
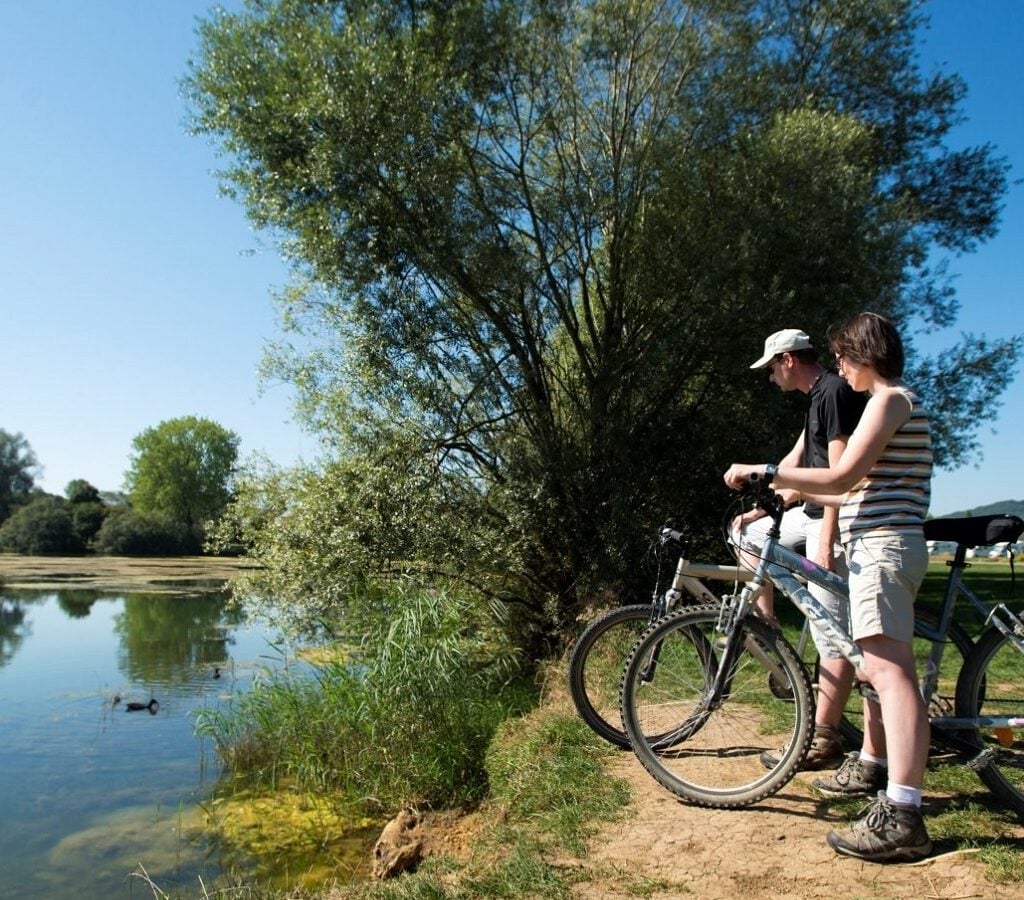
[844,530,927,643]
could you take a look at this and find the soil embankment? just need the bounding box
[568,753,1024,899]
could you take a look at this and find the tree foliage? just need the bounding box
[93,508,196,556]
[189,0,1020,642]
[124,416,240,536]
[63,479,108,548]
[0,429,39,523]
[0,497,77,555]
[65,479,102,505]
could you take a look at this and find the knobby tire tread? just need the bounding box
[954,625,1024,821]
[620,604,814,808]
[568,604,655,749]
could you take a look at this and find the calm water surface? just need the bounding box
[0,585,303,898]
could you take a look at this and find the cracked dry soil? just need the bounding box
[567,753,1024,900]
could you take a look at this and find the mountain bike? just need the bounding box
[569,523,974,751]
[619,479,1024,816]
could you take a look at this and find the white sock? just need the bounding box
[858,750,887,768]
[886,782,922,808]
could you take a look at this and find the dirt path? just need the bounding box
[570,754,1023,900]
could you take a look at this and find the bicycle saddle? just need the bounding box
[923,513,1024,548]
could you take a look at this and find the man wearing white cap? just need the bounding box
[734,328,868,772]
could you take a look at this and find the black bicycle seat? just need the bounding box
[923,514,1024,548]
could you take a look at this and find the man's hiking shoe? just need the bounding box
[826,791,932,862]
[812,752,886,797]
[760,724,844,771]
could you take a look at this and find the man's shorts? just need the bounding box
[732,505,809,556]
[845,530,927,644]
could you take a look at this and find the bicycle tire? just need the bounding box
[569,603,718,749]
[953,626,1024,821]
[620,604,814,807]
[568,604,659,748]
[828,607,975,749]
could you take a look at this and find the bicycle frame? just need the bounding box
[740,494,1024,734]
[663,529,831,685]
[656,525,752,608]
[921,544,1024,731]
[738,519,865,669]
[925,544,1024,654]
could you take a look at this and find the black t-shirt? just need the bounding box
[802,371,867,519]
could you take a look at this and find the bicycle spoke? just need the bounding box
[955,627,1024,820]
[622,606,813,806]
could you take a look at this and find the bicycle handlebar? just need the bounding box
[659,525,685,547]
[742,475,786,520]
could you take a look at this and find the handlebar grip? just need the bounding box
[659,526,684,545]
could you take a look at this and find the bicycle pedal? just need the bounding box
[857,682,880,704]
[966,748,997,772]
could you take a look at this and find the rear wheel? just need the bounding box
[954,626,1024,821]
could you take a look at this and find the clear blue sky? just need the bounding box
[1,1,1021,516]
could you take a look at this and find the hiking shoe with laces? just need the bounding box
[760,724,844,771]
[826,791,932,862]
[812,752,886,797]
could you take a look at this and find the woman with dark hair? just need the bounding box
[724,311,933,862]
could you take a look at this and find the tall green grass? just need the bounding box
[196,580,534,811]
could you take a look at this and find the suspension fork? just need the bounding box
[704,580,792,705]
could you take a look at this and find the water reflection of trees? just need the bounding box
[0,596,29,668]
[113,592,245,685]
[0,589,51,669]
[55,589,103,619]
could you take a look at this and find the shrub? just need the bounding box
[0,496,79,554]
[92,508,198,556]
[70,502,107,549]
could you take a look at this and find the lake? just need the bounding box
[0,584,361,898]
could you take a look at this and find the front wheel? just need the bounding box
[620,604,814,808]
[954,626,1024,821]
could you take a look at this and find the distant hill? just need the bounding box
[936,499,1024,519]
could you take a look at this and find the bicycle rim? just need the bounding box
[834,607,974,750]
[620,604,813,807]
[954,626,1024,821]
[568,605,658,748]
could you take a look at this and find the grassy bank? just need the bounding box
[180,563,1024,897]
[332,702,631,900]
[196,582,534,812]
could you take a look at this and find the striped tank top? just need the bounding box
[839,386,932,542]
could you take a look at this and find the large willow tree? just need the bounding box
[189,0,1018,644]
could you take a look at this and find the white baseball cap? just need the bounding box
[750,329,814,369]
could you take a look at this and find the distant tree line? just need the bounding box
[945,499,1024,520]
[0,418,239,556]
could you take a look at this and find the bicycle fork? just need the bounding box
[705,586,790,706]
